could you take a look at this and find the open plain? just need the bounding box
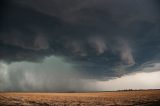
[0,90,160,106]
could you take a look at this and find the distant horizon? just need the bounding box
[1,89,160,93]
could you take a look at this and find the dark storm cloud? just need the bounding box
[0,0,160,80]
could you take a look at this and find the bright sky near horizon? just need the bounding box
[96,71,160,91]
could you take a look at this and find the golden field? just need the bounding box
[0,90,160,106]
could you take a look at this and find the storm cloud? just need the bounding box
[0,0,160,91]
[0,56,98,91]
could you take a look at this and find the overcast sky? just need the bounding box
[0,0,160,91]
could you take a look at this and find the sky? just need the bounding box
[0,0,160,91]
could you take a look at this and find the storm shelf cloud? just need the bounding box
[0,0,160,91]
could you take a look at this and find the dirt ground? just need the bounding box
[0,90,160,106]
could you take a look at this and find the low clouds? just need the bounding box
[0,63,9,90]
[0,56,98,91]
[1,56,160,91]
[88,36,107,55]
[0,0,160,91]
[116,39,135,66]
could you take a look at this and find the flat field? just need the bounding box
[0,90,160,106]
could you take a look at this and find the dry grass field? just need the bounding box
[0,90,160,106]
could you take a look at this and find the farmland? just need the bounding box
[0,90,160,106]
